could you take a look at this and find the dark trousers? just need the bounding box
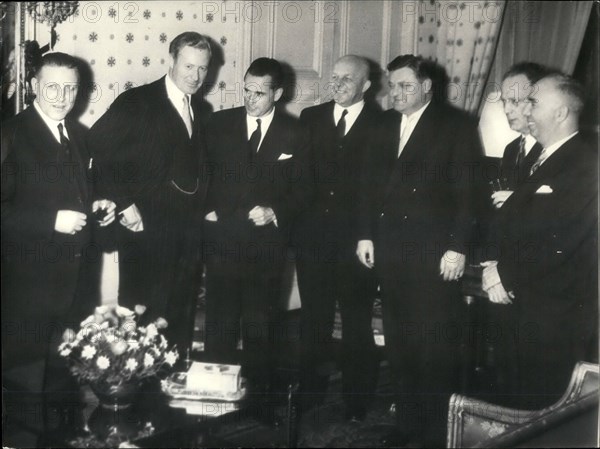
[380,275,465,444]
[204,260,282,388]
[513,292,597,410]
[118,184,202,354]
[296,244,378,409]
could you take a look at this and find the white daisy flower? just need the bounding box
[125,358,138,371]
[81,345,97,360]
[96,356,110,369]
[144,353,155,368]
[164,351,178,366]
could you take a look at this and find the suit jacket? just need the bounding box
[500,136,543,190]
[1,106,91,316]
[496,133,598,305]
[88,76,210,231]
[204,106,310,269]
[295,100,381,249]
[359,101,483,280]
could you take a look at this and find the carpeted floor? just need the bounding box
[208,362,397,448]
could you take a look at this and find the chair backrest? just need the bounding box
[447,361,599,448]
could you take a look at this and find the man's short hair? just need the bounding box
[169,32,212,59]
[502,62,548,83]
[244,58,284,90]
[387,54,435,83]
[542,72,585,115]
[33,52,79,79]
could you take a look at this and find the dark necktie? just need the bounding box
[515,136,526,168]
[58,122,85,196]
[521,142,543,178]
[249,118,262,159]
[336,109,348,140]
[529,148,548,176]
[57,123,71,158]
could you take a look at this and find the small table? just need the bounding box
[47,378,299,448]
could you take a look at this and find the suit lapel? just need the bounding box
[65,119,90,201]
[505,137,577,212]
[383,106,436,200]
[255,109,287,163]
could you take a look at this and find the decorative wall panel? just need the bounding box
[53,1,246,128]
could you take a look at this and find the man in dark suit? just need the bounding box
[480,62,548,405]
[203,58,310,394]
[295,55,380,421]
[1,52,115,445]
[88,32,211,355]
[491,62,547,209]
[482,73,598,410]
[357,55,482,446]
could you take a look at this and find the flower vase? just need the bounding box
[87,401,143,445]
[90,381,140,410]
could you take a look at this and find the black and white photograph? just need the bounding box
[1,1,598,447]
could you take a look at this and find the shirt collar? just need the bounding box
[403,100,430,124]
[333,100,364,135]
[246,106,275,137]
[165,74,193,117]
[33,101,66,143]
[541,131,579,162]
[522,134,538,154]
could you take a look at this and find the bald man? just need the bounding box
[482,73,598,409]
[294,55,381,420]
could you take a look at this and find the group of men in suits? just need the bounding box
[481,64,598,413]
[2,28,597,448]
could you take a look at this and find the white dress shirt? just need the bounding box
[246,106,275,151]
[535,131,579,168]
[398,100,431,157]
[165,74,194,122]
[333,100,365,136]
[33,101,67,143]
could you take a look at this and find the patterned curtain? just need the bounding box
[414,0,506,113]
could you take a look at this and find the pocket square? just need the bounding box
[535,185,553,194]
[277,153,293,161]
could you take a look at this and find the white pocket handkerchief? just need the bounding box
[277,153,293,161]
[535,185,553,194]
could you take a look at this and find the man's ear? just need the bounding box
[422,78,433,94]
[555,104,569,123]
[362,79,372,94]
[168,54,176,72]
[30,76,39,100]
[274,87,284,102]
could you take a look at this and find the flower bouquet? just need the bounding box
[59,304,179,408]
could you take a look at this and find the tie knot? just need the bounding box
[256,118,262,127]
[57,122,64,135]
[341,109,348,118]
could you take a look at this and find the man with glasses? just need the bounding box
[482,73,597,409]
[88,32,212,355]
[203,58,310,401]
[491,62,548,209]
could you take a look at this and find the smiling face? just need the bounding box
[31,65,79,121]
[524,77,562,146]
[243,74,283,117]
[388,67,431,115]
[331,58,370,108]
[168,46,210,95]
[501,74,534,135]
